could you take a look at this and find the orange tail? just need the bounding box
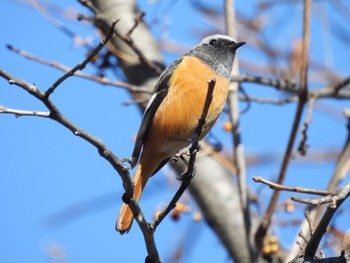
[116,163,146,234]
[116,154,160,234]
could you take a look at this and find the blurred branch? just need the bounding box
[255,0,311,251]
[45,19,119,97]
[288,253,349,263]
[233,74,350,101]
[111,13,163,75]
[299,183,350,259]
[287,108,350,261]
[6,44,150,93]
[27,0,92,48]
[297,96,316,156]
[85,1,163,75]
[225,0,254,262]
[292,181,350,207]
[231,73,297,92]
[239,94,298,104]
[254,165,350,262]
[252,176,334,196]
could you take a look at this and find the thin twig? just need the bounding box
[299,231,309,244]
[298,96,316,156]
[239,94,298,104]
[45,19,120,97]
[150,78,216,232]
[305,210,314,236]
[291,182,350,207]
[231,73,297,92]
[126,12,145,37]
[332,76,350,94]
[111,14,163,75]
[232,73,350,100]
[6,45,150,93]
[252,176,334,196]
[0,105,50,117]
[255,0,311,249]
[288,106,350,261]
[304,197,347,258]
[27,0,92,48]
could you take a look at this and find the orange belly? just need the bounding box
[145,56,230,157]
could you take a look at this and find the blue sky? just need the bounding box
[1,0,350,262]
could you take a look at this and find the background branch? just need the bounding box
[6,44,149,93]
[225,0,254,261]
[255,0,311,250]
[45,19,119,97]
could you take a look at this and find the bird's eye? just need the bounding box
[209,39,218,46]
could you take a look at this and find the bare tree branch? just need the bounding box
[303,191,348,259]
[6,44,150,93]
[45,19,119,97]
[28,0,92,48]
[0,105,50,117]
[288,253,349,263]
[0,20,162,261]
[255,0,312,250]
[225,1,254,262]
[287,107,350,261]
[231,73,297,92]
[252,176,334,196]
[298,96,316,156]
[232,74,350,99]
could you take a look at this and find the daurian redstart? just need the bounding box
[116,34,245,233]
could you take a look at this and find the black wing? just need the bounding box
[130,57,183,168]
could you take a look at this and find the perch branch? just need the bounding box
[0,19,163,262]
[0,67,161,263]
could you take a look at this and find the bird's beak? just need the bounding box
[233,42,246,50]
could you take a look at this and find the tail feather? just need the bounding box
[116,161,150,234]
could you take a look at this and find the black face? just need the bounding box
[187,35,245,79]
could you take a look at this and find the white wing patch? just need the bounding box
[143,93,158,117]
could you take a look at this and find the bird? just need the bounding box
[116,34,245,234]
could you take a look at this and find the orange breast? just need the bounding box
[145,56,230,157]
